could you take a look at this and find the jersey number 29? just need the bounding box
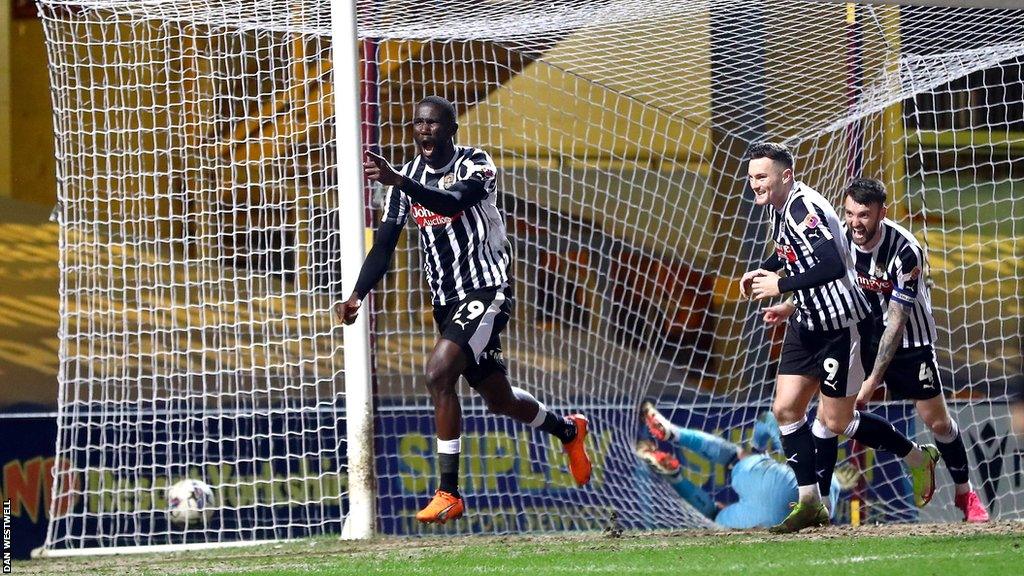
[452,300,485,327]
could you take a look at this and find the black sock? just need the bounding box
[540,412,577,444]
[438,452,461,497]
[850,411,914,458]
[935,422,970,485]
[780,419,818,487]
[812,428,839,500]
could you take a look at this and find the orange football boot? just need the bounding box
[415,489,465,524]
[563,414,593,486]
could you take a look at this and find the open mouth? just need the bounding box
[852,228,867,242]
[420,141,435,156]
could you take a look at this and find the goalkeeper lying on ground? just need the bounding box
[636,402,854,529]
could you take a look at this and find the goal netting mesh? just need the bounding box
[37,0,1024,552]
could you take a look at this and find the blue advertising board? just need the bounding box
[3,401,925,557]
[372,401,918,534]
[1,412,58,560]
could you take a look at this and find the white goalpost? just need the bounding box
[35,0,1024,556]
[330,0,374,543]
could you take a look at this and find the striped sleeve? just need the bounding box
[381,162,412,225]
[380,186,410,225]
[890,243,923,308]
[787,197,834,252]
[463,148,498,193]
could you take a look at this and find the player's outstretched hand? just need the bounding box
[761,301,795,326]
[363,150,401,187]
[739,268,769,299]
[750,271,782,300]
[335,293,362,325]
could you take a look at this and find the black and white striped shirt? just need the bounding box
[382,146,511,306]
[846,218,936,349]
[770,182,869,331]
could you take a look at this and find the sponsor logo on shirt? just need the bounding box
[775,243,798,263]
[856,271,893,294]
[412,203,462,228]
[803,213,820,229]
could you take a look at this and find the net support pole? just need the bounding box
[332,0,375,540]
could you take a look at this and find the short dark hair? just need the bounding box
[418,95,457,127]
[845,177,887,207]
[746,142,794,170]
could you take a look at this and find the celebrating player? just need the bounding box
[740,143,937,533]
[637,403,853,529]
[845,178,985,520]
[336,96,591,524]
[764,178,989,522]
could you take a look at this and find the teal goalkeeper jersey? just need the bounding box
[716,454,840,529]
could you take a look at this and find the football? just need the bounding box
[166,479,215,527]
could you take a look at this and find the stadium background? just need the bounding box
[0,0,1022,560]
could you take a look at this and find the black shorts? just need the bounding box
[860,341,942,401]
[432,287,512,386]
[778,318,863,398]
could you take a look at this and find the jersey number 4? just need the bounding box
[919,362,935,387]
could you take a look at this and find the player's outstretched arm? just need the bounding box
[364,151,487,217]
[395,177,487,217]
[858,300,909,403]
[334,219,403,325]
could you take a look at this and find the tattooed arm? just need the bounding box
[857,300,909,404]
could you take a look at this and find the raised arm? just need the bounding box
[364,150,488,217]
[394,176,487,217]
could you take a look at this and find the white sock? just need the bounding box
[843,411,861,437]
[512,386,548,428]
[798,484,821,503]
[812,418,837,439]
[779,415,808,436]
[437,437,462,454]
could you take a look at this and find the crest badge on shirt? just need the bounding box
[440,173,457,190]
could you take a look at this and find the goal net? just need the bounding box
[37,0,1024,553]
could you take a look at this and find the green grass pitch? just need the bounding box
[16,523,1023,576]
